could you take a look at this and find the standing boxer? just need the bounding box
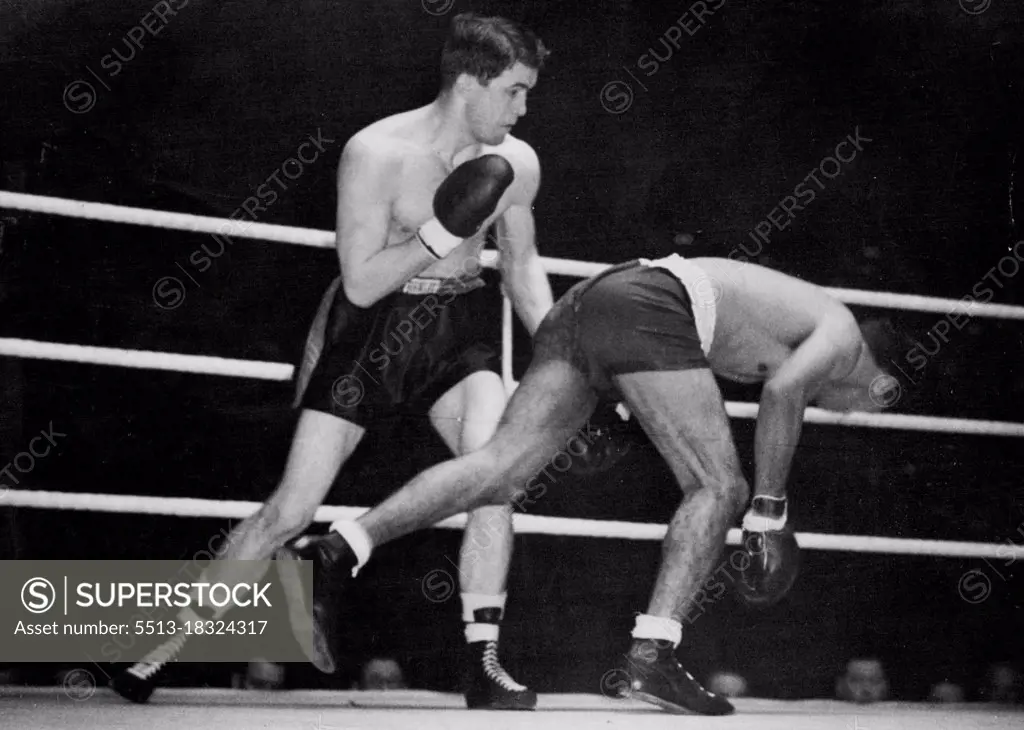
[112,13,552,710]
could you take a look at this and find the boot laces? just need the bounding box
[481,641,527,692]
[127,630,188,680]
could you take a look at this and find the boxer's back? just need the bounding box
[693,257,851,384]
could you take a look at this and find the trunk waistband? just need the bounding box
[638,254,717,356]
[401,275,486,296]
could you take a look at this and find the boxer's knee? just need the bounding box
[454,371,506,454]
[698,471,749,517]
[459,418,499,455]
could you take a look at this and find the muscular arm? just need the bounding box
[336,137,438,307]
[754,310,861,498]
[495,148,552,335]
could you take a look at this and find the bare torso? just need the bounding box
[692,257,857,385]
[355,107,533,280]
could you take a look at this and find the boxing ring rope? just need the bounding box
[4,488,1024,560]
[4,190,1024,319]
[2,336,1023,437]
[2,189,1023,561]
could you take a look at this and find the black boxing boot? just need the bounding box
[621,639,734,715]
[275,530,360,674]
[110,605,212,703]
[736,495,800,607]
[463,608,537,710]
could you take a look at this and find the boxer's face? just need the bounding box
[814,346,894,413]
[461,62,537,145]
[814,381,883,413]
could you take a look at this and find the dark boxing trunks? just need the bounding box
[533,258,711,397]
[295,273,500,427]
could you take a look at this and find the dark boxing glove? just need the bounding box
[417,154,515,259]
[568,402,634,477]
[735,495,800,607]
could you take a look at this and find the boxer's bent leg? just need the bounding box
[112,409,365,699]
[358,358,598,548]
[430,370,514,595]
[613,370,748,624]
[200,410,364,588]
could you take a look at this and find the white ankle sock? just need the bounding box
[631,614,682,648]
[329,520,373,571]
[465,623,500,642]
[742,496,788,531]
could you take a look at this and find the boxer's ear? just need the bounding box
[454,72,482,95]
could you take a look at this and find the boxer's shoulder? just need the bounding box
[342,128,409,165]
[339,132,424,197]
[346,108,437,163]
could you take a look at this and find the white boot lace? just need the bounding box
[481,641,527,692]
[126,630,188,680]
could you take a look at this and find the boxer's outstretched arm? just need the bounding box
[754,311,861,498]
[496,148,552,335]
[335,137,437,307]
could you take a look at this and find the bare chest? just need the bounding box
[387,151,498,249]
[708,315,793,384]
[388,157,451,244]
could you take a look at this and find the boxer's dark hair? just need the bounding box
[440,13,548,90]
[859,317,914,374]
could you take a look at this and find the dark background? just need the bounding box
[1,0,1022,700]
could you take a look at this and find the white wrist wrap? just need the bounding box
[329,520,373,576]
[417,218,462,259]
[742,506,788,532]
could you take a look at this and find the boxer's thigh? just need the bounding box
[501,357,596,446]
[480,303,599,487]
[613,369,744,493]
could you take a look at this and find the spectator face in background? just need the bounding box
[984,663,1021,704]
[360,657,406,690]
[707,671,749,698]
[836,658,889,704]
[928,681,965,703]
[244,659,285,689]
